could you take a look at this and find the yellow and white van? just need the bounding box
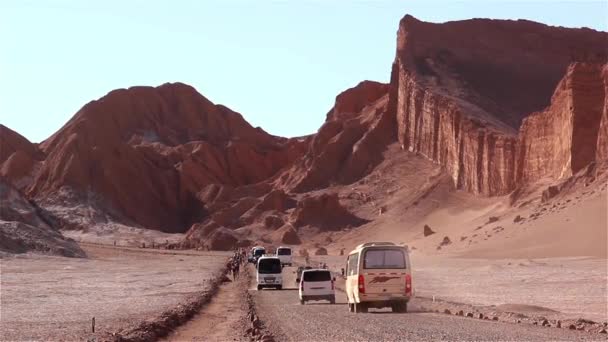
[345,242,412,313]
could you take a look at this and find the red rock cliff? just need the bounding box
[390,15,608,195]
[276,81,392,192]
[517,63,608,183]
[0,125,44,189]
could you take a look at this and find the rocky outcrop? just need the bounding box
[390,15,608,195]
[0,178,85,257]
[517,63,607,182]
[26,83,306,233]
[278,81,394,192]
[269,224,301,245]
[291,193,367,230]
[0,125,44,189]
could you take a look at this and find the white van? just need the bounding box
[299,269,336,304]
[276,246,293,266]
[345,242,412,313]
[256,256,283,290]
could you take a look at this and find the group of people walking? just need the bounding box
[228,248,246,279]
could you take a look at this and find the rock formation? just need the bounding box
[24,83,307,233]
[2,15,607,251]
[0,125,44,190]
[0,178,85,257]
[517,62,608,183]
[291,193,368,231]
[390,15,608,195]
[277,81,394,192]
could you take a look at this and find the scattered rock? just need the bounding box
[444,309,452,315]
[423,224,436,237]
[487,216,499,223]
[439,236,451,247]
[513,215,524,223]
[568,324,576,330]
[457,310,464,316]
[492,316,499,321]
[466,312,474,318]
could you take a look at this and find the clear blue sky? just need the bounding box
[1,1,606,143]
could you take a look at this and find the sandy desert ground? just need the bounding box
[311,254,607,323]
[0,244,228,341]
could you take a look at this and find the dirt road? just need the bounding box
[252,265,602,341]
[162,272,249,342]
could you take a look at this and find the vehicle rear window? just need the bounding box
[258,259,281,274]
[303,270,331,282]
[363,249,406,269]
[277,248,291,256]
[253,248,265,256]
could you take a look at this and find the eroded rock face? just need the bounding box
[278,81,394,192]
[0,178,85,257]
[0,125,44,189]
[596,65,608,161]
[26,83,305,233]
[517,63,608,182]
[291,193,367,231]
[390,15,608,195]
[269,224,301,245]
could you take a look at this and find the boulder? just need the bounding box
[423,224,435,237]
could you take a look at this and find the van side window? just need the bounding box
[347,253,359,276]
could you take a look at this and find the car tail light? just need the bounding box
[358,274,365,294]
[405,274,412,295]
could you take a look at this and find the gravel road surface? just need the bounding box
[253,266,602,341]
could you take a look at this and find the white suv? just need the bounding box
[299,269,336,304]
[276,246,292,266]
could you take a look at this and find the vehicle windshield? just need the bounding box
[258,258,282,274]
[303,270,331,282]
[277,248,291,256]
[363,249,406,269]
[253,248,266,256]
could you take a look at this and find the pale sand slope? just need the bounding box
[316,160,607,322]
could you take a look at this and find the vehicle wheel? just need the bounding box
[402,302,408,313]
[391,303,398,313]
[257,285,262,291]
[276,285,282,290]
[354,302,368,313]
[348,303,354,312]
[300,299,305,305]
[330,295,336,304]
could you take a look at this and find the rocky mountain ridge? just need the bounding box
[1,15,607,251]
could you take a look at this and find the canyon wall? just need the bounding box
[390,15,608,195]
[517,63,607,182]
